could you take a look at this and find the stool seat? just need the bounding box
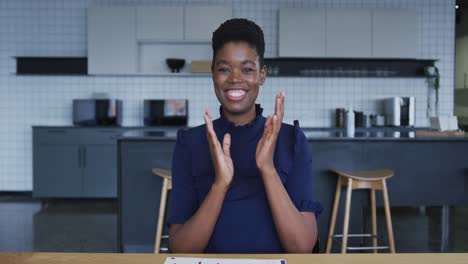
[331,169,393,181]
[152,168,172,181]
[152,168,173,253]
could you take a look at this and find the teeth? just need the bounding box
[227,89,246,97]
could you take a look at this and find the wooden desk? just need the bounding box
[2,253,468,264]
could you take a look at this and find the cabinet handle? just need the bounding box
[83,147,86,168]
[78,147,82,168]
[47,130,67,134]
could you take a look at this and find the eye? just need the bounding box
[217,67,230,73]
[242,67,255,73]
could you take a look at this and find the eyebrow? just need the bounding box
[241,60,257,66]
[215,60,257,66]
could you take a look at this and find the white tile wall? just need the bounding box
[0,0,455,191]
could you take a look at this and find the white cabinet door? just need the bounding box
[279,8,326,57]
[184,6,232,41]
[372,10,417,58]
[326,10,372,57]
[88,7,137,74]
[136,6,183,41]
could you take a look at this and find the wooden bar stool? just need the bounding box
[152,168,172,253]
[325,169,395,254]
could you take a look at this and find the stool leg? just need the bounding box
[155,178,169,253]
[382,179,395,253]
[326,177,342,253]
[441,205,450,252]
[370,188,378,253]
[342,178,353,254]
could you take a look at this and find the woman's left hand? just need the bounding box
[256,92,284,174]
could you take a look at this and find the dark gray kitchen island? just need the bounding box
[117,129,468,253]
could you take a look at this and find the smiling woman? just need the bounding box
[167,18,322,254]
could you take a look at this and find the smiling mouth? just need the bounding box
[225,89,247,101]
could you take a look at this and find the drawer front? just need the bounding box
[84,128,126,145]
[33,127,127,146]
[33,128,83,145]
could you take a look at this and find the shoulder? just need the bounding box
[276,121,309,160]
[177,124,205,139]
[175,124,207,148]
[278,121,307,144]
[279,122,295,138]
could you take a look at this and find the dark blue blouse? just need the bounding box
[168,104,322,253]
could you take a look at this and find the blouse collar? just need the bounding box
[217,104,265,136]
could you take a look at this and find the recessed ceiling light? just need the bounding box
[456,4,459,9]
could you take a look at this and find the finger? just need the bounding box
[206,107,213,120]
[222,133,231,158]
[270,114,279,138]
[264,115,275,142]
[265,115,272,128]
[204,110,214,137]
[263,116,272,136]
[274,93,280,117]
[204,110,221,152]
[279,91,285,122]
[205,109,217,137]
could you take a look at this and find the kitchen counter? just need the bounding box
[37,125,467,141]
[32,125,185,130]
[118,127,468,141]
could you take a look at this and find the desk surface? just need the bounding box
[2,253,468,264]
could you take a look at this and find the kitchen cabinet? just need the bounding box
[136,6,231,42]
[365,142,466,206]
[279,8,326,57]
[83,145,117,197]
[184,6,232,41]
[326,10,372,57]
[88,7,137,74]
[279,8,417,59]
[136,7,184,41]
[372,10,417,58]
[33,127,125,198]
[34,145,83,197]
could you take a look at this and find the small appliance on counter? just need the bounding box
[335,108,345,128]
[370,114,386,127]
[384,97,415,127]
[73,99,122,126]
[144,99,188,126]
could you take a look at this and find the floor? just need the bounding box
[0,193,467,253]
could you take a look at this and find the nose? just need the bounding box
[228,68,242,83]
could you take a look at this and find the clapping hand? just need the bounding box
[256,92,285,174]
[204,109,234,190]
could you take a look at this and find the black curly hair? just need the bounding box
[211,18,265,68]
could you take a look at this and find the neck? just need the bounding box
[223,105,257,126]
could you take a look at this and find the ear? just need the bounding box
[259,64,267,85]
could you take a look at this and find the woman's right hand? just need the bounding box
[204,109,234,191]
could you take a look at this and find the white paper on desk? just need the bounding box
[164,257,286,264]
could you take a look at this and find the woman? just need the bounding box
[168,18,322,253]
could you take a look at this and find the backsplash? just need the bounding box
[0,0,455,190]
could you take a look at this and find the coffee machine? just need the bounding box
[384,97,415,127]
